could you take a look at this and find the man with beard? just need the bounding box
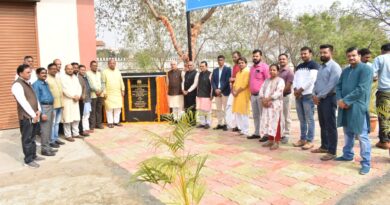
[335,47,373,175]
[278,54,294,144]
[61,64,82,141]
[292,47,319,150]
[247,49,270,140]
[226,51,242,132]
[312,44,342,161]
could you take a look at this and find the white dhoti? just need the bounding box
[168,95,184,120]
[225,93,237,129]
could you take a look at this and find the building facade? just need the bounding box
[0,0,96,129]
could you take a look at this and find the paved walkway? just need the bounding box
[0,129,160,205]
[1,113,389,205]
[85,116,390,205]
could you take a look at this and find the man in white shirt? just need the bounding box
[12,64,43,168]
[292,47,320,150]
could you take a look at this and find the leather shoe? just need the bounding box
[222,125,228,131]
[259,135,269,142]
[64,137,75,142]
[375,141,389,149]
[320,153,336,161]
[108,124,114,128]
[49,148,58,153]
[96,125,104,129]
[55,140,65,145]
[196,125,205,128]
[41,150,55,156]
[34,156,45,161]
[204,124,210,129]
[232,127,241,132]
[80,132,90,137]
[213,125,223,130]
[114,123,123,127]
[50,143,60,148]
[73,135,84,139]
[247,135,260,139]
[311,147,328,153]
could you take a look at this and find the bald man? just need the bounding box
[167,61,184,121]
[101,59,125,128]
[61,64,82,141]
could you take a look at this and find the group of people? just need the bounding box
[12,43,390,174]
[167,43,390,175]
[12,57,125,168]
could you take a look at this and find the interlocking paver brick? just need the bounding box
[234,183,272,199]
[85,114,390,205]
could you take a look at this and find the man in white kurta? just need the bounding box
[102,59,125,128]
[61,64,82,141]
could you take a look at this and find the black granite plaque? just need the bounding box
[129,78,151,110]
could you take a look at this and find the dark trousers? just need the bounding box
[184,92,196,125]
[184,93,196,112]
[19,119,38,163]
[89,97,104,128]
[376,91,390,143]
[79,101,84,133]
[317,94,338,155]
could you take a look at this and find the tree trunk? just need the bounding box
[143,0,216,63]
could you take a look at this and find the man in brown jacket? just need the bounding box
[12,64,44,168]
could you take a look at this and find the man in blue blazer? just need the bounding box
[212,55,232,131]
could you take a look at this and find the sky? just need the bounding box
[97,0,355,49]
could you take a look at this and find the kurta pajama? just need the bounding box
[196,70,212,126]
[61,74,82,137]
[232,67,250,135]
[102,68,125,124]
[336,62,373,168]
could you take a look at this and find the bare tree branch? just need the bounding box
[199,7,217,24]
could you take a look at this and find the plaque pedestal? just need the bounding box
[121,72,167,122]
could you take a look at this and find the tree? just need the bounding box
[268,3,389,67]
[96,0,217,61]
[134,50,154,71]
[356,0,390,30]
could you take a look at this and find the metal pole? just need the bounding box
[186,11,192,61]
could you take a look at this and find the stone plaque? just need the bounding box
[128,78,151,111]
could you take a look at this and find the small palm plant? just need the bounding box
[132,111,208,205]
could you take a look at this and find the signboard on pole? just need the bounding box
[186,0,250,11]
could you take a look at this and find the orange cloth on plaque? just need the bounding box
[156,76,170,115]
